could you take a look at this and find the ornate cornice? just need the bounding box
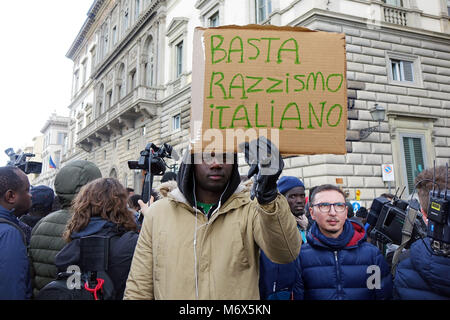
[66,0,106,60]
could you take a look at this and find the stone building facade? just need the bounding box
[62,0,450,206]
[33,113,70,188]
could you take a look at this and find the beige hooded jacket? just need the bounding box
[124,180,301,300]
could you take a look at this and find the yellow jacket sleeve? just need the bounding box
[123,207,154,300]
[253,193,302,264]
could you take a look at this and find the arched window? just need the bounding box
[117,64,126,100]
[97,83,105,116]
[109,168,118,178]
[144,37,155,86]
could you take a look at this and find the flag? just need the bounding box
[49,156,57,169]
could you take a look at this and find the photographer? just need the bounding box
[394,165,450,299]
[124,137,301,299]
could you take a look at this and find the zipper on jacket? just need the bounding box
[334,251,343,300]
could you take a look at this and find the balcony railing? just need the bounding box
[383,6,407,26]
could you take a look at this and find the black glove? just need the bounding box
[241,136,284,205]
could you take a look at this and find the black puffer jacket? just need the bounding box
[55,218,138,300]
[29,160,102,297]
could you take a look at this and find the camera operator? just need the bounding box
[394,165,450,299]
[124,137,301,299]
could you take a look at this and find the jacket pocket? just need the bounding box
[230,221,250,271]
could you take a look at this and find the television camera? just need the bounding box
[367,189,427,248]
[426,164,449,255]
[367,162,449,256]
[5,148,42,174]
[128,143,178,204]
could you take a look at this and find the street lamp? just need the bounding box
[359,104,386,140]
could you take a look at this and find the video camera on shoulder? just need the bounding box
[128,142,178,203]
[5,148,42,174]
[427,175,449,245]
[367,189,427,247]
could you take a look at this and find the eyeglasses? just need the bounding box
[311,202,347,213]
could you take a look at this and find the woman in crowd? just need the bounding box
[55,178,139,299]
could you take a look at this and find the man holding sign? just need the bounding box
[125,24,347,300]
[124,137,301,299]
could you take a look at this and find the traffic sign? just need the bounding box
[382,164,395,181]
[351,201,361,213]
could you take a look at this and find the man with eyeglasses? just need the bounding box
[293,184,393,300]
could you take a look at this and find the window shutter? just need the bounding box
[403,137,425,194]
[402,61,414,82]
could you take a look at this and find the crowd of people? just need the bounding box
[0,139,449,300]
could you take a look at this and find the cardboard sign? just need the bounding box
[382,164,395,181]
[191,24,348,155]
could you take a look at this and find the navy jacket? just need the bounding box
[259,250,300,300]
[259,226,304,300]
[0,205,32,299]
[394,237,450,300]
[55,217,139,300]
[293,220,392,300]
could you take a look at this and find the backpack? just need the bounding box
[35,235,116,300]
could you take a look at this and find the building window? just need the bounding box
[401,135,425,195]
[135,0,141,20]
[54,151,61,168]
[123,8,129,33]
[106,90,113,108]
[103,34,109,56]
[81,60,87,84]
[386,52,421,87]
[97,84,105,115]
[391,59,413,82]
[118,64,126,99]
[123,173,128,188]
[145,38,155,87]
[112,26,118,45]
[208,11,220,27]
[129,69,136,92]
[57,132,67,145]
[73,70,80,96]
[256,0,272,23]
[172,114,181,131]
[383,0,403,6]
[176,41,183,78]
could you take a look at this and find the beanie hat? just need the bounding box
[31,185,55,211]
[277,176,304,194]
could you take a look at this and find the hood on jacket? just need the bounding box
[409,238,450,297]
[307,220,366,250]
[54,160,102,208]
[176,152,241,213]
[157,180,178,199]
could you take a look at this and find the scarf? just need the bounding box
[312,219,354,250]
[295,214,309,231]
